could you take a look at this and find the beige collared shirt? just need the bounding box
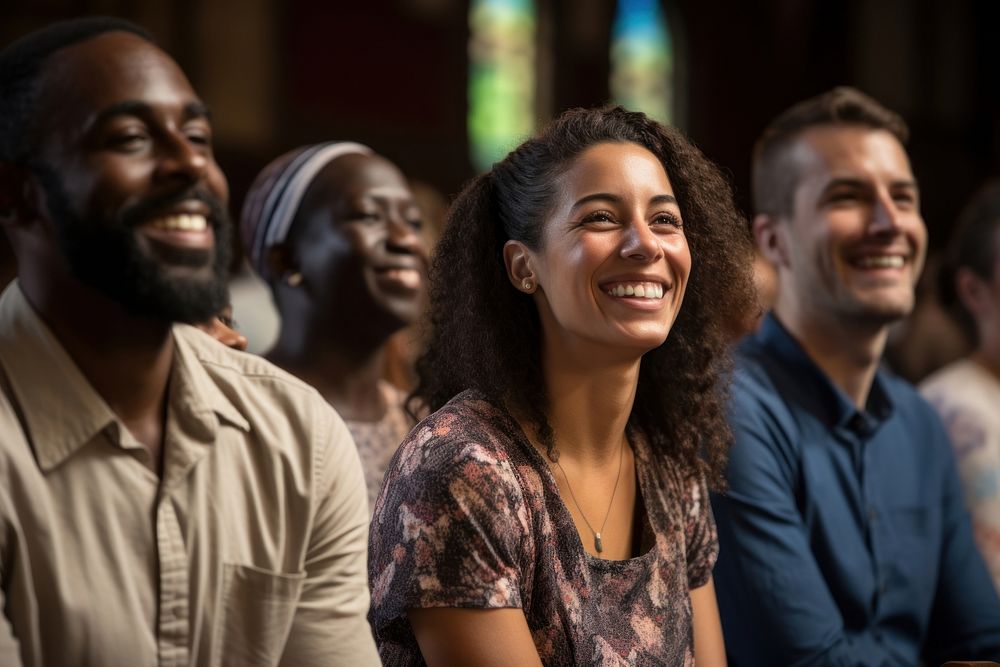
[0,283,379,666]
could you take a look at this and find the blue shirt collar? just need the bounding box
[751,313,894,437]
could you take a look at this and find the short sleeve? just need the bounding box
[684,472,718,589]
[368,410,532,646]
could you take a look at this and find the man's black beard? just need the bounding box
[33,164,231,324]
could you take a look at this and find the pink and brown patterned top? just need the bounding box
[344,380,414,513]
[368,390,718,665]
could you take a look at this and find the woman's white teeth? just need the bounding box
[150,214,208,231]
[608,282,664,299]
[856,255,904,268]
[382,268,422,289]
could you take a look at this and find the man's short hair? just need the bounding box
[0,17,151,166]
[752,86,910,218]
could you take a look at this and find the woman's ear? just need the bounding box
[265,243,302,287]
[503,240,537,293]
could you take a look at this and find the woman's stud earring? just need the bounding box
[286,272,303,287]
[522,278,534,291]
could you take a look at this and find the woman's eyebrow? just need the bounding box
[570,192,677,211]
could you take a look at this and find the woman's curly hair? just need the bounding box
[411,105,755,488]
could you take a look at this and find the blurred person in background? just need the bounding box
[197,303,249,351]
[921,180,1000,592]
[242,142,427,510]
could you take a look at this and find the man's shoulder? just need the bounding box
[730,337,795,415]
[175,325,315,391]
[877,365,948,429]
[172,325,337,431]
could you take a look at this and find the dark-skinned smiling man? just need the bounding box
[0,18,379,667]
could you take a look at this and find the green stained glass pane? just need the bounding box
[469,0,536,171]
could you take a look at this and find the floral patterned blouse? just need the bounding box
[368,390,718,665]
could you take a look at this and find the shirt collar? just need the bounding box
[0,282,248,472]
[168,325,250,439]
[0,282,121,470]
[751,313,894,436]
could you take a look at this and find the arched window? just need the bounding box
[610,0,676,125]
[468,0,537,171]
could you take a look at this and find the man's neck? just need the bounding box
[21,275,175,466]
[773,301,889,410]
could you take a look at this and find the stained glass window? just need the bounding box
[611,0,674,124]
[468,0,536,171]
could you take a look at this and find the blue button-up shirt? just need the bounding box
[712,314,1000,666]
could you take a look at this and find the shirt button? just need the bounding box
[868,507,878,522]
[849,414,868,434]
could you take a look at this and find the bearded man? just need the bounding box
[0,18,378,666]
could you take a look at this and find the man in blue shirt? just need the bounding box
[712,86,1000,665]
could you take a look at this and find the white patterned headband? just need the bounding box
[241,141,373,280]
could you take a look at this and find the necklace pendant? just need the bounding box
[594,533,603,553]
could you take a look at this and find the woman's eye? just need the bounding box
[580,211,616,226]
[652,213,683,228]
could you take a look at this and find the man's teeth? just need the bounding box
[607,282,664,299]
[855,256,905,269]
[149,214,208,232]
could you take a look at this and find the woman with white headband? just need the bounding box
[241,142,427,511]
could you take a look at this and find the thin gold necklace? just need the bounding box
[554,436,625,554]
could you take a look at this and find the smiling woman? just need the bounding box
[241,142,428,510]
[368,105,755,666]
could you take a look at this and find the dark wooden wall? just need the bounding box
[3,0,999,249]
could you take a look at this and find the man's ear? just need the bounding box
[0,163,39,228]
[752,213,789,267]
[502,239,537,293]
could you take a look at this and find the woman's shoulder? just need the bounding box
[381,390,535,493]
[370,390,542,567]
[404,389,522,453]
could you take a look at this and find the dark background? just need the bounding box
[4,0,999,253]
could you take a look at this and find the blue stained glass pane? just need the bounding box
[611,0,674,124]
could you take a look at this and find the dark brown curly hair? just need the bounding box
[411,105,755,487]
